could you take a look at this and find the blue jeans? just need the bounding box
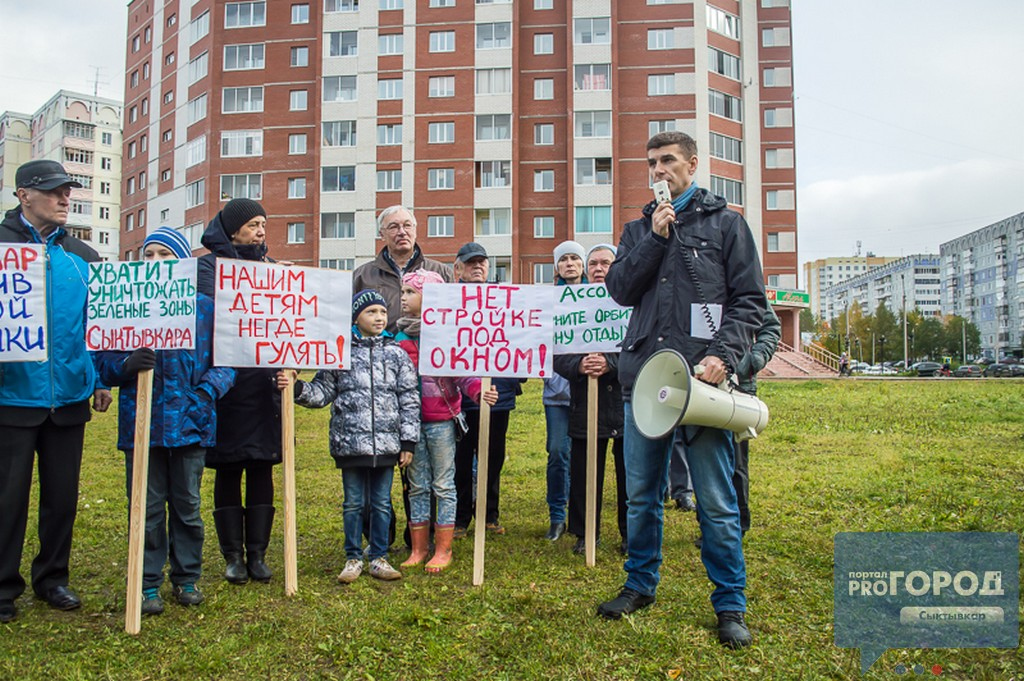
[125,446,205,589]
[544,405,571,524]
[342,466,394,561]
[407,421,457,526]
[622,401,746,613]
[667,428,693,500]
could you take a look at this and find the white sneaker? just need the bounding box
[337,559,363,584]
[368,557,402,581]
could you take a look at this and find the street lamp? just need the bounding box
[880,334,886,366]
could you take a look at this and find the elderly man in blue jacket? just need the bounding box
[598,132,766,649]
[0,160,112,623]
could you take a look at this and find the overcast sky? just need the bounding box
[2,1,1022,282]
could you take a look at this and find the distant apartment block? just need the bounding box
[803,255,899,319]
[820,254,942,325]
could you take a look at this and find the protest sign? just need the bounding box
[87,259,198,351]
[0,244,47,361]
[214,260,352,369]
[419,283,554,378]
[553,283,631,354]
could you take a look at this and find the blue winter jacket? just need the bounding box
[0,208,101,409]
[94,294,236,450]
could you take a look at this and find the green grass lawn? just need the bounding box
[1,379,1021,680]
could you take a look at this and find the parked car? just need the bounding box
[952,364,982,378]
[913,361,944,377]
[984,361,1024,377]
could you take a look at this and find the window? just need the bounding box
[376,124,402,145]
[575,206,612,233]
[534,170,554,192]
[377,170,402,191]
[163,91,174,104]
[68,174,92,189]
[190,11,209,44]
[428,76,455,98]
[187,94,208,124]
[64,149,93,165]
[99,207,111,219]
[648,28,674,50]
[138,207,146,228]
[128,106,138,124]
[575,158,612,185]
[188,52,209,84]
[427,216,454,238]
[648,74,675,96]
[427,168,454,190]
[101,157,112,170]
[321,258,355,270]
[64,121,94,139]
[130,71,139,88]
[132,35,141,53]
[291,4,309,23]
[379,33,403,55]
[430,0,455,5]
[162,129,173,142]
[224,44,265,70]
[766,189,795,210]
[762,27,790,47]
[476,114,511,141]
[477,22,511,49]
[377,79,403,100]
[574,18,611,44]
[185,136,207,168]
[534,78,554,100]
[763,67,792,87]
[706,6,740,40]
[101,132,113,145]
[141,98,149,116]
[380,0,402,8]
[428,121,455,144]
[534,33,554,55]
[574,64,611,91]
[165,52,175,66]
[221,130,263,157]
[575,111,611,138]
[534,123,554,145]
[161,169,171,182]
[325,0,358,11]
[290,90,308,111]
[328,31,357,56]
[476,68,512,95]
[126,214,135,232]
[430,31,455,52]
[222,86,264,113]
[764,108,793,127]
[709,133,742,163]
[145,26,152,43]
[649,119,676,136]
[762,0,790,7]
[291,46,309,67]
[70,200,92,216]
[126,177,136,195]
[534,216,554,238]
[323,120,357,146]
[321,166,356,192]
[288,178,306,198]
[535,0,552,8]
[167,13,177,26]
[475,208,511,236]
[708,47,741,80]
[100,181,111,195]
[220,174,262,200]
[321,212,355,239]
[476,161,511,188]
[534,263,554,283]
[765,148,794,168]
[225,2,266,28]
[287,222,305,244]
[710,176,743,205]
[128,141,137,159]
[708,89,741,121]
[289,133,308,154]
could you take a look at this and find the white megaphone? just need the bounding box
[632,349,769,442]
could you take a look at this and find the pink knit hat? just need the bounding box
[402,269,445,293]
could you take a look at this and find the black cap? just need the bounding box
[15,160,82,192]
[456,242,488,263]
[219,198,267,235]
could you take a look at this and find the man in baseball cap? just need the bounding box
[14,159,83,194]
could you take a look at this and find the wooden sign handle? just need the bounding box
[282,373,298,596]
[585,374,598,567]
[472,377,492,587]
[125,368,153,635]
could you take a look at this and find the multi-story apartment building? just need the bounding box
[803,255,899,320]
[941,211,1024,360]
[820,255,943,329]
[122,0,798,330]
[0,92,123,260]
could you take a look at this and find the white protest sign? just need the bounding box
[0,244,46,361]
[214,260,352,369]
[553,283,632,354]
[419,283,554,378]
[87,259,198,351]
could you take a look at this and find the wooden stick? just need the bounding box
[585,374,598,567]
[125,368,153,635]
[472,377,492,587]
[282,373,298,596]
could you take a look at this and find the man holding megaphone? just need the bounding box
[597,131,767,649]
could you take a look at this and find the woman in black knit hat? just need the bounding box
[196,198,281,585]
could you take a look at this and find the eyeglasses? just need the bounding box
[383,221,416,234]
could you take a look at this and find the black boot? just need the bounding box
[245,505,275,583]
[213,507,248,584]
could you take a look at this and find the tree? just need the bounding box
[916,317,945,360]
[871,304,899,364]
[800,308,816,334]
[942,315,981,361]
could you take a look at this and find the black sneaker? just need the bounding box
[141,588,164,616]
[596,587,655,619]
[717,611,752,648]
[172,583,204,607]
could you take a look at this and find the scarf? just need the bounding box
[672,182,699,214]
[396,316,421,338]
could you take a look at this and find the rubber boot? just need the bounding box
[401,522,430,567]
[425,525,454,574]
[213,507,248,584]
[245,505,275,583]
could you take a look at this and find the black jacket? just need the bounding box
[553,352,623,439]
[606,188,766,399]
[197,212,281,467]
